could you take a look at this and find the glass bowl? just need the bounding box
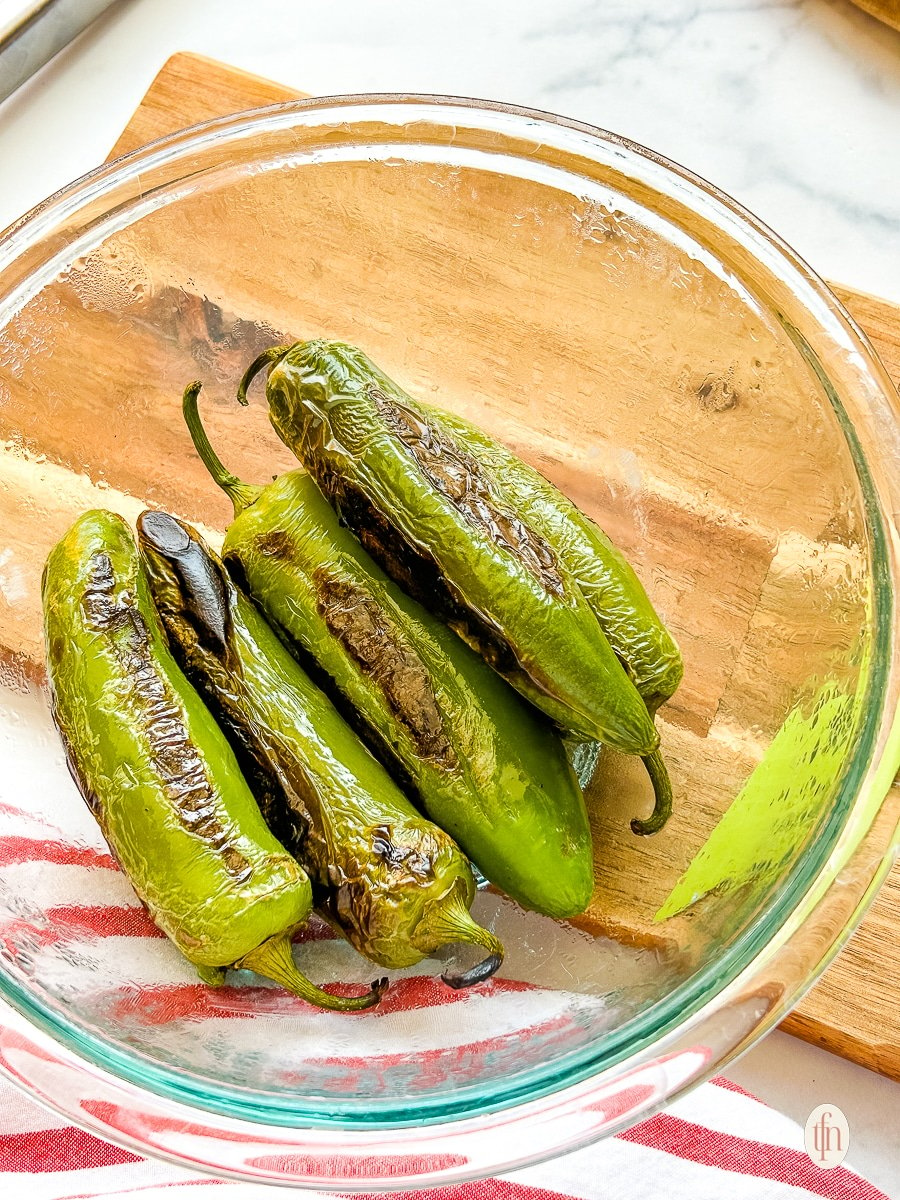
[0,96,897,1192]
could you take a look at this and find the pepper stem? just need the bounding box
[237,932,388,1012]
[632,747,673,836]
[182,382,263,518]
[413,880,504,990]
[237,345,293,406]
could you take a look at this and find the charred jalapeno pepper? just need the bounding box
[137,510,504,985]
[429,409,683,715]
[42,510,385,1011]
[419,406,683,835]
[181,385,596,914]
[237,342,659,756]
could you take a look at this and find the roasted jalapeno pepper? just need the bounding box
[181,385,595,915]
[237,342,658,756]
[429,409,683,714]
[138,510,504,985]
[418,406,682,835]
[42,510,385,1011]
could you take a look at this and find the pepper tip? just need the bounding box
[441,951,502,990]
[236,344,292,407]
[632,748,673,836]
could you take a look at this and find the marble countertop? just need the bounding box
[0,0,898,1192]
[1,0,899,303]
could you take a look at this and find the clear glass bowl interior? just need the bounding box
[0,97,896,1149]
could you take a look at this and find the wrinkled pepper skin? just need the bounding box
[424,410,680,835]
[138,511,504,985]
[430,409,683,715]
[42,510,384,1011]
[241,342,658,755]
[183,385,595,917]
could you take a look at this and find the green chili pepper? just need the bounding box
[137,510,504,985]
[418,407,682,836]
[237,342,658,757]
[42,510,385,1011]
[427,410,683,714]
[182,385,596,914]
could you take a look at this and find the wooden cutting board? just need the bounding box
[91,52,896,1081]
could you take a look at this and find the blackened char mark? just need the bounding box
[316,469,530,686]
[314,571,454,769]
[221,708,318,867]
[372,389,565,598]
[232,531,456,768]
[74,551,252,883]
[255,529,294,561]
[80,553,129,632]
[224,549,426,808]
[137,511,233,663]
[371,824,434,881]
[155,613,306,856]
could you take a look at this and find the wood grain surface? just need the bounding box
[107,53,306,160]
[848,0,900,33]
[17,52,900,1076]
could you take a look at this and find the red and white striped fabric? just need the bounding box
[0,1071,889,1199]
[0,708,890,1198]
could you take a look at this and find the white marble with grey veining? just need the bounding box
[0,0,898,1191]
[0,0,898,300]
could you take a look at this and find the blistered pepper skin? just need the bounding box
[43,511,384,1010]
[182,385,595,917]
[248,342,658,755]
[430,409,683,713]
[423,409,680,834]
[138,512,504,983]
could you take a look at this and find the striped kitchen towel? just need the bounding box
[0,716,889,1199]
[0,1071,887,1199]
